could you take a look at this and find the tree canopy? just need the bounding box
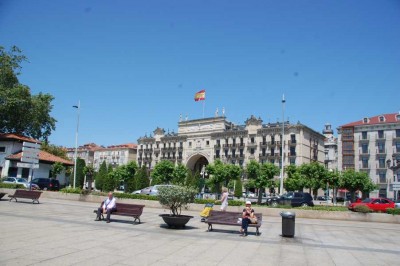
[0,46,56,141]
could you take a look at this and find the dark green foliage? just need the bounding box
[151,160,175,185]
[0,46,56,141]
[185,171,201,192]
[386,208,400,215]
[95,161,107,191]
[135,166,150,190]
[234,178,243,198]
[354,205,373,213]
[51,162,65,178]
[41,142,68,160]
[75,158,86,188]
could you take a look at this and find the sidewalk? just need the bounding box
[0,198,399,266]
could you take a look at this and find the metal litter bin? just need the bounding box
[280,211,296,237]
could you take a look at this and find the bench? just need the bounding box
[206,210,263,236]
[8,189,42,204]
[94,203,145,224]
[0,192,6,200]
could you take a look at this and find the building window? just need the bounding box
[262,136,266,144]
[290,134,296,143]
[271,136,275,144]
[232,138,236,145]
[363,117,369,123]
[250,137,255,143]
[396,129,400,138]
[206,140,209,146]
[232,149,236,157]
[290,158,296,165]
[361,131,368,140]
[290,147,296,156]
[379,116,385,122]
[216,150,220,158]
[361,157,368,169]
[189,142,192,147]
[225,150,228,157]
[0,147,5,153]
[361,143,368,154]
[262,148,266,156]
[240,138,244,145]
[378,130,384,139]
[250,148,254,154]
[377,142,385,154]
[396,142,400,153]
[378,157,386,168]
[379,172,386,183]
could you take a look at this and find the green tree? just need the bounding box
[0,45,26,88]
[122,161,138,193]
[299,162,326,198]
[172,163,188,185]
[234,177,243,198]
[185,171,202,192]
[206,160,241,194]
[135,166,150,190]
[95,161,108,191]
[151,160,175,185]
[340,169,377,201]
[41,142,68,159]
[51,162,65,179]
[0,46,56,140]
[75,158,86,188]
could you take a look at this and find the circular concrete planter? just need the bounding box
[159,214,193,228]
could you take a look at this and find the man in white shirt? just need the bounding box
[95,192,116,223]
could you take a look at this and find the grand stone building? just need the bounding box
[137,115,325,178]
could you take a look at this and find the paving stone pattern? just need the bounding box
[0,198,399,266]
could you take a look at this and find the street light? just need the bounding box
[72,101,80,189]
[200,165,208,198]
[279,94,285,195]
[386,154,398,199]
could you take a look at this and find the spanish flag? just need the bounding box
[194,90,206,101]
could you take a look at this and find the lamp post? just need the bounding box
[72,101,80,188]
[386,154,398,199]
[201,165,208,199]
[279,94,285,195]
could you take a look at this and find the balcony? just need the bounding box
[247,142,257,148]
[359,163,370,170]
[376,149,386,156]
[288,140,297,146]
[259,142,268,148]
[288,152,296,157]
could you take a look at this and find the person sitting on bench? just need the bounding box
[95,192,116,223]
[240,201,256,237]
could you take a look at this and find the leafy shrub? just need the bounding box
[386,208,400,215]
[0,183,26,189]
[354,205,372,213]
[158,186,197,216]
[195,198,244,206]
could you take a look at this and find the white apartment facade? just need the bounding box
[337,113,400,199]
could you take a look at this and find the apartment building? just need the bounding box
[137,114,325,177]
[92,143,137,170]
[323,123,338,171]
[337,113,400,198]
[67,143,137,171]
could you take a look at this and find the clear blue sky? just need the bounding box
[1,0,399,147]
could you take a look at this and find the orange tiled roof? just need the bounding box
[7,150,74,166]
[341,113,400,127]
[0,133,41,144]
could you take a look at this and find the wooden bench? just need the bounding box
[0,192,6,200]
[94,202,145,224]
[8,189,42,204]
[206,210,263,236]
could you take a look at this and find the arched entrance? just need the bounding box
[186,153,209,173]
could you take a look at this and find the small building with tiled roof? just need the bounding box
[337,112,400,199]
[0,133,73,185]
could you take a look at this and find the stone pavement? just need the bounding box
[0,198,399,266]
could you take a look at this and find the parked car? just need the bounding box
[140,185,175,196]
[31,178,60,191]
[395,199,400,209]
[317,195,332,201]
[348,198,395,212]
[267,192,314,207]
[131,189,141,194]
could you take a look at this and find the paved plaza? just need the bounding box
[1,197,399,266]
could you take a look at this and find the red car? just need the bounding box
[348,198,395,212]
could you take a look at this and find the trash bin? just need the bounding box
[280,211,296,237]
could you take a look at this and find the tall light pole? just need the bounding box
[279,94,285,195]
[72,101,80,188]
